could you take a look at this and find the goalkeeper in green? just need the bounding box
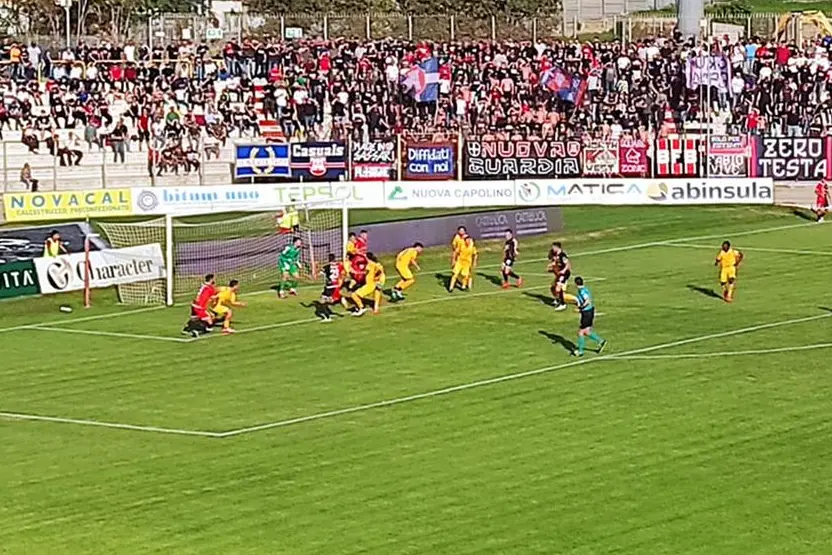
[278,237,303,298]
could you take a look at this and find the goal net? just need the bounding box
[97,199,347,305]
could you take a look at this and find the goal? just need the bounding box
[97,199,348,305]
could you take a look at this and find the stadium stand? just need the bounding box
[0,33,829,192]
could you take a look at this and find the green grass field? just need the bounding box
[2,205,832,554]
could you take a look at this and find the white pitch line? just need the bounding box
[216,311,832,437]
[0,305,165,334]
[30,325,192,344]
[609,342,832,361]
[0,411,222,438]
[3,310,827,439]
[237,219,822,300]
[663,243,832,257]
[202,283,554,339]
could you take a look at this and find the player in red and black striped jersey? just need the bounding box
[183,274,217,337]
[548,243,577,311]
[319,254,348,321]
[501,229,523,289]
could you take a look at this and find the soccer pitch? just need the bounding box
[2,206,832,554]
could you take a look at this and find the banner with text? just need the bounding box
[234,144,291,178]
[752,136,830,181]
[618,138,649,175]
[403,143,456,180]
[709,136,748,177]
[0,260,40,298]
[133,185,270,216]
[4,189,133,222]
[290,141,347,181]
[512,178,773,206]
[464,139,582,179]
[351,140,397,181]
[582,140,619,176]
[385,181,516,208]
[34,244,166,295]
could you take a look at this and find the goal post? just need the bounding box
[96,198,349,306]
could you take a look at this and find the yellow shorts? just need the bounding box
[453,262,472,278]
[396,264,413,281]
[212,305,231,317]
[720,267,737,284]
[355,283,377,298]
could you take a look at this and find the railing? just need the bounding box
[18,10,808,47]
[1,140,235,192]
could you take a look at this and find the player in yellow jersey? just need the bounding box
[351,253,385,316]
[450,226,467,267]
[715,241,743,303]
[210,279,247,334]
[449,236,478,292]
[392,242,423,301]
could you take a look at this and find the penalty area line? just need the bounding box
[215,311,832,438]
[30,325,193,344]
[201,283,557,339]
[0,305,166,334]
[0,411,223,438]
[609,342,832,360]
[3,312,826,439]
[662,243,832,257]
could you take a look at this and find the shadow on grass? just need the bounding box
[792,208,816,222]
[301,301,345,320]
[524,291,553,306]
[478,272,503,287]
[686,284,723,300]
[538,330,576,353]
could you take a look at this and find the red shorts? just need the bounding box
[191,305,211,321]
[816,198,828,210]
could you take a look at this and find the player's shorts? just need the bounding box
[502,258,515,268]
[453,262,472,278]
[579,308,595,330]
[720,266,737,284]
[322,285,341,302]
[355,283,377,299]
[396,264,413,281]
[280,262,300,275]
[556,270,571,286]
[191,305,211,322]
[212,304,230,317]
[816,198,829,210]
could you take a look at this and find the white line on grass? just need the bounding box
[239,220,823,300]
[2,311,827,438]
[663,243,832,257]
[0,305,165,334]
[215,311,832,437]
[0,412,222,438]
[30,325,192,344]
[609,342,832,360]
[199,283,555,339]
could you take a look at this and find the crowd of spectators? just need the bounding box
[1,30,832,185]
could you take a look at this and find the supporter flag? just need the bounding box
[541,66,571,94]
[402,57,440,102]
[541,66,586,105]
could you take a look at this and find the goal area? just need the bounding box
[97,199,348,305]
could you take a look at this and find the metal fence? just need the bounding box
[15,11,808,47]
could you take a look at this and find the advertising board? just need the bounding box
[34,244,166,295]
[4,189,133,222]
